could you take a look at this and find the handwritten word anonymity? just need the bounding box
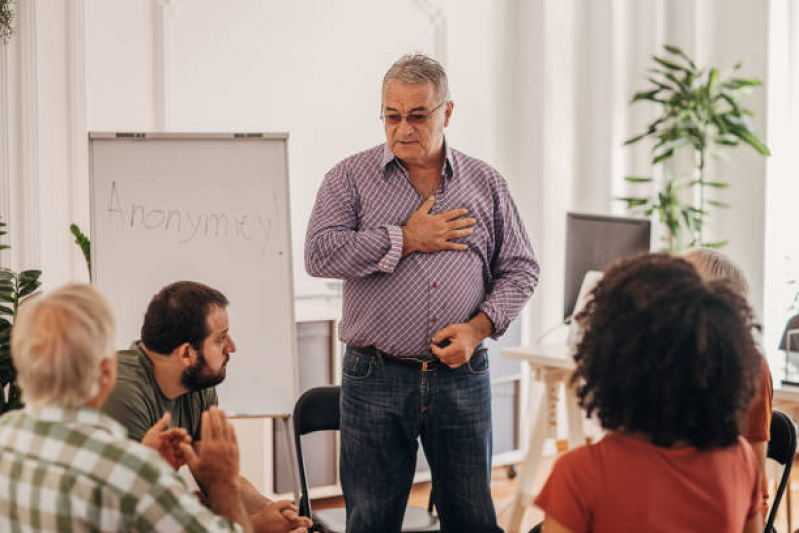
[106,181,276,256]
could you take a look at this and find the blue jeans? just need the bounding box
[340,345,502,533]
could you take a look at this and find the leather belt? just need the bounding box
[353,345,442,372]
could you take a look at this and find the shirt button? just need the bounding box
[432,282,437,289]
[431,318,437,323]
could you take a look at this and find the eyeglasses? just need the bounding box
[381,101,447,126]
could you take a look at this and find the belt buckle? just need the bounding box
[422,361,429,372]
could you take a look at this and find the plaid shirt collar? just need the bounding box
[380,139,454,180]
[23,404,128,439]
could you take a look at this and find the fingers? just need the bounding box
[439,208,469,221]
[271,499,295,512]
[418,195,436,213]
[204,406,222,441]
[179,442,200,471]
[442,242,469,251]
[449,217,477,229]
[432,325,456,345]
[152,412,171,432]
[447,228,475,239]
[158,428,188,441]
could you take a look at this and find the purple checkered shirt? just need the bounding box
[305,142,539,357]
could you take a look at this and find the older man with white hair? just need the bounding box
[306,53,539,531]
[0,283,254,532]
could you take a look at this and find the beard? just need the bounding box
[181,347,229,391]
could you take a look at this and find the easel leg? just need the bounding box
[280,416,301,508]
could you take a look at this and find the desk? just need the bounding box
[502,344,582,533]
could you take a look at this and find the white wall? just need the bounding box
[0,0,780,495]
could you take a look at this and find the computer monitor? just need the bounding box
[564,212,652,319]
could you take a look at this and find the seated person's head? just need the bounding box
[573,252,760,449]
[141,281,233,390]
[683,247,749,296]
[11,284,117,409]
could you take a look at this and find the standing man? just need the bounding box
[306,54,539,532]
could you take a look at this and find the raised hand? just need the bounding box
[141,413,192,470]
[180,406,240,494]
[401,195,476,256]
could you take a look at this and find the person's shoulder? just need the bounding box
[330,144,387,175]
[550,438,605,481]
[450,147,508,189]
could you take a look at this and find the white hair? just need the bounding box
[682,247,749,297]
[11,283,116,408]
[383,53,451,101]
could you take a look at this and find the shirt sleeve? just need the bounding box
[535,450,592,533]
[478,179,540,337]
[305,161,403,279]
[136,469,243,532]
[743,355,773,443]
[102,377,155,442]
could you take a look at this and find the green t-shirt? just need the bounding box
[102,342,218,442]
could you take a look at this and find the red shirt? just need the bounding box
[535,433,760,532]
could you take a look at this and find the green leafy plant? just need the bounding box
[619,44,770,252]
[70,223,91,276]
[0,0,14,44]
[0,221,42,413]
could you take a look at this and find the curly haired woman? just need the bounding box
[535,253,762,533]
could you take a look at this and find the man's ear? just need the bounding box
[176,342,194,368]
[98,357,116,389]
[443,101,454,127]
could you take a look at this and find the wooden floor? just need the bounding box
[313,457,799,532]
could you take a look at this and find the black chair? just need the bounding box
[766,410,797,532]
[293,385,440,533]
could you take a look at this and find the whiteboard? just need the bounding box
[89,133,297,416]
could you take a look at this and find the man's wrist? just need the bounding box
[400,226,413,256]
[469,312,494,341]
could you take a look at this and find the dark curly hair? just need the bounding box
[572,252,760,450]
[141,281,228,354]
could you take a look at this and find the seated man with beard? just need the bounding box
[102,281,311,533]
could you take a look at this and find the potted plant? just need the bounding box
[0,221,42,412]
[619,44,770,252]
[1,0,13,44]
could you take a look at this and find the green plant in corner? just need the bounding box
[0,221,42,413]
[70,223,91,276]
[0,0,14,44]
[619,44,770,252]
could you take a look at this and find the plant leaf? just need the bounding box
[624,176,653,183]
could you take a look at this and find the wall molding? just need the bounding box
[152,0,188,130]
[67,0,88,280]
[0,26,13,267]
[17,0,41,271]
[413,0,447,65]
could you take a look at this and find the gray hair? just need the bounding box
[682,248,750,297]
[382,53,450,101]
[11,283,116,408]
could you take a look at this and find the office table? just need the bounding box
[502,344,582,533]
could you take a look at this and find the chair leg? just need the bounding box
[786,474,792,533]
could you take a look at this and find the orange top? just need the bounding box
[535,433,760,533]
[742,354,773,521]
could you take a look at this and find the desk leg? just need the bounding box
[564,382,585,449]
[508,372,557,533]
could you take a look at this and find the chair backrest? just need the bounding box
[293,386,341,518]
[766,410,797,532]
